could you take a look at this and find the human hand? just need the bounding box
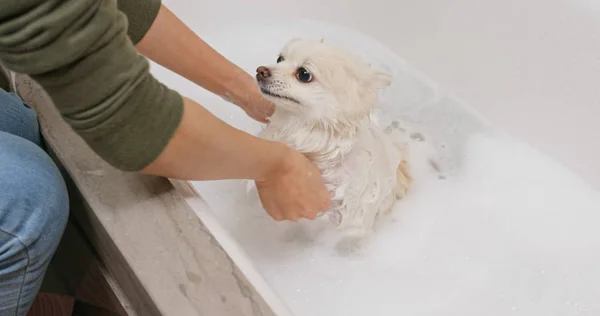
[240,89,275,123]
[234,75,275,123]
[256,145,330,221]
[243,96,274,123]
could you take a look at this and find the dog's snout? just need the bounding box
[256,66,271,81]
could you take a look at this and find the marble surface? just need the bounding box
[15,75,276,316]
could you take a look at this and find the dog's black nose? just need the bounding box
[256,66,271,80]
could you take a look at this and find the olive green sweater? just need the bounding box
[0,0,184,171]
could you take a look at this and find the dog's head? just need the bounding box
[256,38,392,124]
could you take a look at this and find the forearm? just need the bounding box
[116,2,283,180]
[141,97,286,181]
[0,0,282,182]
[136,5,261,111]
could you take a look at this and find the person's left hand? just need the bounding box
[242,92,275,123]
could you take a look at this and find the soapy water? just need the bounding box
[150,20,600,316]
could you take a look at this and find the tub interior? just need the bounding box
[151,17,600,316]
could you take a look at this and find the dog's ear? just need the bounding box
[371,71,392,89]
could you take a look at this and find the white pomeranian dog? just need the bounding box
[255,38,411,248]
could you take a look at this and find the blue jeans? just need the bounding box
[0,89,69,315]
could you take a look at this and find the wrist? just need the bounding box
[254,141,293,182]
[225,73,274,122]
[224,70,260,108]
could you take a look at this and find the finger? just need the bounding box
[252,114,268,124]
[260,199,284,221]
[318,194,331,210]
[267,203,284,221]
[287,214,301,222]
[244,109,268,124]
[303,211,318,220]
[300,202,321,220]
[254,114,269,124]
[271,211,285,221]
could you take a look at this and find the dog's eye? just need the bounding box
[296,67,313,83]
[276,55,284,63]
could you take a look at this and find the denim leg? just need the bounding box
[0,90,69,315]
[0,91,41,147]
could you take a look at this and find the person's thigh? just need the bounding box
[0,90,69,315]
[0,90,41,147]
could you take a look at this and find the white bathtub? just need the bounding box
[153,1,600,315]
[161,0,600,190]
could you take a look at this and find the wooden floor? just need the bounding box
[27,293,74,316]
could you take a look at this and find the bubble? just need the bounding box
[410,132,425,141]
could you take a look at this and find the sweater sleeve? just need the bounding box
[0,0,184,171]
[117,0,162,44]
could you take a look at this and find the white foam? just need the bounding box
[151,20,600,316]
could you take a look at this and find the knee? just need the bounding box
[0,132,69,255]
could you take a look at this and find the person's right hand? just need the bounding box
[255,145,330,221]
